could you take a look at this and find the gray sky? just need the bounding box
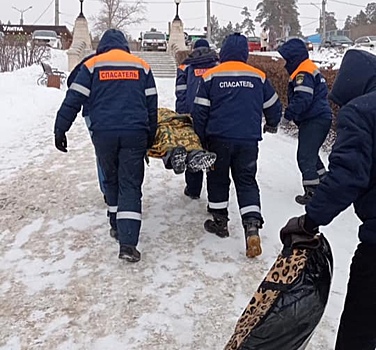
[0,0,371,38]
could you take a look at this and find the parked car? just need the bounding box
[354,35,376,48]
[247,36,261,52]
[32,30,62,49]
[140,31,167,52]
[321,35,353,49]
[276,37,314,51]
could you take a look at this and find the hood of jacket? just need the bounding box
[278,38,309,75]
[329,49,376,107]
[183,47,218,66]
[219,33,249,63]
[67,53,96,87]
[96,29,130,55]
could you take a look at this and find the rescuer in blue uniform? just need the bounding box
[175,38,219,199]
[278,38,332,205]
[193,33,282,258]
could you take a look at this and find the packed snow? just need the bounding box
[0,48,362,349]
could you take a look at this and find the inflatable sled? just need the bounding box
[224,234,333,350]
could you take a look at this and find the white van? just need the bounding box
[141,31,167,52]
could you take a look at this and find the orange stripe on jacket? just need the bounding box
[84,49,150,71]
[290,59,319,80]
[202,61,266,80]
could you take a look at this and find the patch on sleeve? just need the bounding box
[194,68,209,77]
[296,73,305,85]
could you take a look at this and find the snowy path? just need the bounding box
[0,69,360,349]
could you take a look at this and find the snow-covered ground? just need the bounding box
[251,44,376,69]
[0,49,362,349]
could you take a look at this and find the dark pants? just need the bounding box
[185,170,203,197]
[297,118,331,187]
[84,116,106,194]
[92,132,147,247]
[335,243,376,350]
[206,139,262,222]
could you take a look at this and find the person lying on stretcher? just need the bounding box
[148,108,216,174]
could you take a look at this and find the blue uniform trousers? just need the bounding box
[297,118,331,187]
[92,132,147,247]
[206,138,263,223]
[84,116,106,194]
[185,171,204,198]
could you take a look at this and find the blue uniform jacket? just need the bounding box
[278,39,332,123]
[55,29,158,141]
[66,53,95,118]
[306,50,376,244]
[175,47,218,114]
[192,34,282,144]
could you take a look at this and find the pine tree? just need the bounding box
[256,0,301,38]
[325,12,338,32]
[343,15,353,30]
[210,15,222,47]
[240,7,256,37]
[353,10,369,26]
[365,2,376,24]
[218,21,235,44]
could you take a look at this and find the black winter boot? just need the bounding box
[119,245,141,262]
[108,212,118,240]
[110,228,118,240]
[170,146,188,174]
[243,219,262,258]
[295,186,316,205]
[184,186,200,200]
[186,151,217,173]
[204,214,229,238]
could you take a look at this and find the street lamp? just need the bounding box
[79,0,85,18]
[310,3,322,35]
[12,6,32,25]
[174,0,181,21]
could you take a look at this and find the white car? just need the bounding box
[354,36,376,48]
[32,30,62,49]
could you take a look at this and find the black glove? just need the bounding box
[55,132,68,153]
[263,124,278,134]
[280,214,321,249]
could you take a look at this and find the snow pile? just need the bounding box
[253,45,376,70]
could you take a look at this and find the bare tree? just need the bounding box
[0,35,49,72]
[92,0,146,35]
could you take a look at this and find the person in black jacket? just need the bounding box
[280,49,376,350]
[175,38,219,199]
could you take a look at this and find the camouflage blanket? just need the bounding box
[148,108,203,158]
